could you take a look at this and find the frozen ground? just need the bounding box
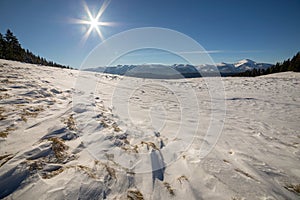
[0,59,299,199]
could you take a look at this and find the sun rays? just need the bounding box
[72,0,114,44]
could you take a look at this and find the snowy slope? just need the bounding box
[0,59,299,199]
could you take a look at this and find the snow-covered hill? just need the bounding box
[233,59,273,72]
[196,59,272,74]
[0,59,299,199]
[86,59,273,77]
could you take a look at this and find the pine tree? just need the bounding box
[4,29,23,61]
[0,33,6,59]
[291,52,300,72]
[0,29,71,69]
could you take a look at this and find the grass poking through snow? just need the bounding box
[163,182,175,196]
[49,137,68,161]
[234,168,256,180]
[284,184,300,194]
[0,127,16,138]
[65,114,77,131]
[127,189,144,200]
[177,175,189,184]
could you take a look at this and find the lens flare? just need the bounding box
[72,0,114,43]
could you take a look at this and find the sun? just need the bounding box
[90,18,98,29]
[72,0,114,43]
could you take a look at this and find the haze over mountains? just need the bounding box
[85,59,273,78]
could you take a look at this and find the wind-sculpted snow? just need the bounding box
[0,59,299,199]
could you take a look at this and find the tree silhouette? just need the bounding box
[0,29,71,69]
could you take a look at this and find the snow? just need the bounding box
[234,59,256,67]
[86,59,273,76]
[0,59,300,199]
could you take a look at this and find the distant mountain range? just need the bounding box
[85,59,273,78]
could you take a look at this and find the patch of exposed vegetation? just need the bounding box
[49,137,69,162]
[127,189,144,200]
[20,105,44,122]
[234,168,256,180]
[0,154,14,167]
[75,165,97,179]
[284,184,300,194]
[65,114,77,131]
[95,159,117,178]
[103,163,116,179]
[42,165,97,179]
[163,182,175,196]
[0,93,10,100]
[0,130,8,138]
[112,122,121,132]
[121,144,139,153]
[0,106,6,121]
[0,126,16,138]
[28,160,44,171]
[100,119,109,128]
[141,141,159,150]
[177,175,189,184]
[42,167,64,179]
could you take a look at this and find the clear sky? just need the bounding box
[0,0,299,68]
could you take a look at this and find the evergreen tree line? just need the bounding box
[0,29,71,69]
[234,52,300,77]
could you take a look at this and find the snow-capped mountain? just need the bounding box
[85,59,273,77]
[196,59,273,74]
[233,59,273,72]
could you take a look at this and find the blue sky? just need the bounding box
[0,0,299,68]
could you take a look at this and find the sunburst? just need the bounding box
[72,0,113,43]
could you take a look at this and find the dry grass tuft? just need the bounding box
[49,137,68,161]
[0,106,6,121]
[234,168,255,180]
[0,154,14,167]
[100,120,109,128]
[42,167,64,179]
[0,93,10,100]
[0,131,8,138]
[177,175,189,184]
[104,164,116,179]
[141,141,159,150]
[0,127,16,138]
[284,184,300,194]
[20,105,44,122]
[127,189,144,200]
[28,160,44,171]
[112,123,121,132]
[65,114,77,131]
[94,160,101,165]
[121,145,139,153]
[43,165,99,179]
[163,182,175,196]
[75,165,97,179]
